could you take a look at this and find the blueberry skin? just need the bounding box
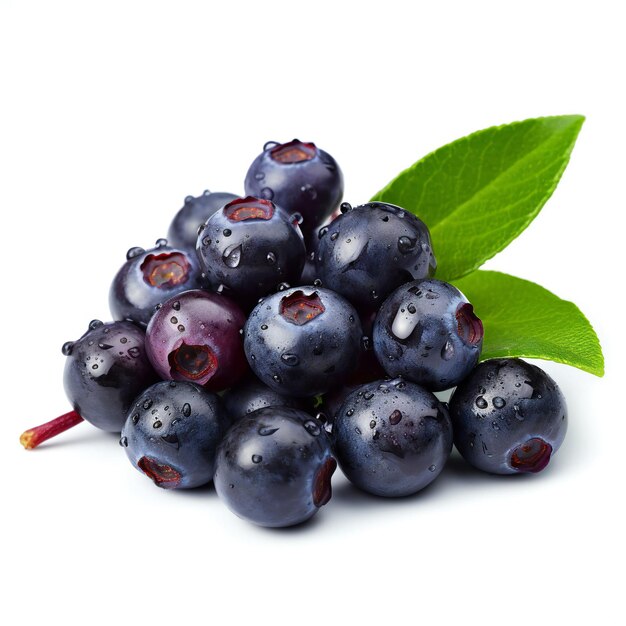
[316,202,436,308]
[196,196,305,306]
[243,286,363,397]
[167,190,239,253]
[109,239,204,327]
[334,379,452,497]
[448,359,568,475]
[214,407,337,527]
[373,278,483,391]
[121,381,230,489]
[244,139,343,240]
[63,320,158,432]
[222,376,310,422]
[145,289,248,392]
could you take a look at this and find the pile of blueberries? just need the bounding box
[22,140,568,528]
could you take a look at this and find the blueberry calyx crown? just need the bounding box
[456,303,484,345]
[510,437,553,473]
[137,456,182,488]
[269,139,317,164]
[279,290,325,325]
[224,196,275,222]
[140,252,190,288]
[168,342,218,381]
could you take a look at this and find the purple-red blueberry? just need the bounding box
[145,289,248,392]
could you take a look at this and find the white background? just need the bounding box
[1,1,624,624]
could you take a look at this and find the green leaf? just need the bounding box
[371,115,585,281]
[452,270,604,377]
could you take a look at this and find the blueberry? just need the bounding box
[145,289,248,392]
[109,239,204,327]
[196,196,306,306]
[316,202,436,307]
[244,139,343,241]
[372,278,483,391]
[333,379,453,497]
[448,358,568,474]
[222,375,310,422]
[63,320,158,431]
[243,286,362,397]
[167,190,239,253]
[213,407,336,527]
[121,381,230,489]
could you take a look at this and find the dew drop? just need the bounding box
[303,420,321,436]
[428,464,436,472]
[441,341,455,361]
[182,403,191,417]
[126,246,145,260]
[475,396,488,409]
[259,426,279,436]
[493,396,506,409]
[223,229,232,237]
[252,454,263,464]
[266,251,277,264]
[260,187,274,200]
[172,301,181,311]
[389,410,402,425]
[391,307,419,339]
[223,244,242,268]
[119,436,128,447]
[61,341,74,356]
[280,353,299,366]
[153,420,162,429]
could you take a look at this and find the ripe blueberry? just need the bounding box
[196,196,305,306]
[448,358,568,474]
[167,190,239,253]
[214,407,336,527]
[109,239,204,327]
[373,278,483,391]
[333,379,453,497]
[316,202,436,308]
[244,139,343,241]
[243,286,362,397]
[121,381,230,489]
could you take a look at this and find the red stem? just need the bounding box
[20,410,85,450]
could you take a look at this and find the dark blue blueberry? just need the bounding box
[121,381,230,489]
[109,239,204,327]
[63,320,158,432]
[244,139,343,241]
[316,202,436,308]
[196,196,306,307]
[373,278,483,391]
[244,286,362,397]
[145,290,248,392]
[333,379,452,497]
[222,375,310,422]
[167,190,239,253]
[448,358,568,475]
[213,407,336,527]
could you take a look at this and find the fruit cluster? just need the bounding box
[21,139,568,528]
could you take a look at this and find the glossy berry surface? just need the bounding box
[121,381,230,489]
[373,278,483,391]
[145,290,248,392]
[448,358,568,475]
[222,375,310,422]
[316,202,436,308]
[63,320,158,432]
[167,190,239,253]
[109,239,204,327]
[244,139,343,240]
[244,286,362,397]
[214,407,336,527]
[333,379,453,497]
[196,196,306,305]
